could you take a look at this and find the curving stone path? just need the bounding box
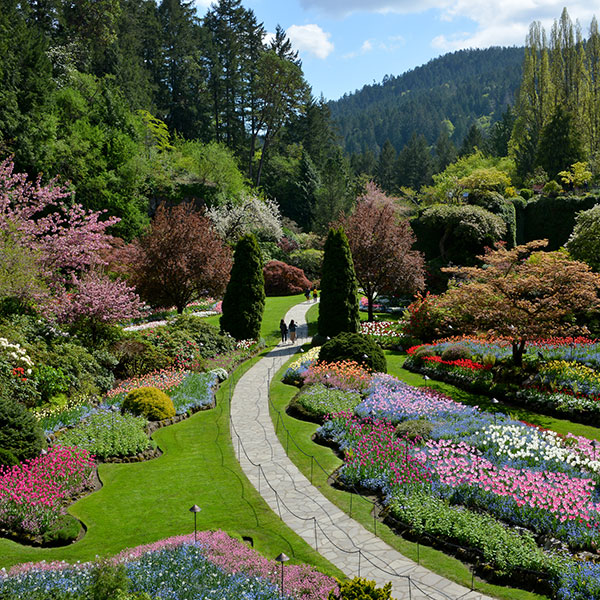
[230,300,495,600]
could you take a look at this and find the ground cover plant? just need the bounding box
[0,530,338,600]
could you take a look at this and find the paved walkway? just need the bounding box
[230,300,495,600]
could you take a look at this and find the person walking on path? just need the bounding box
[288,319,297,343]
[279,318,288,343]
[304,287,311,302]
[312,287,318,302]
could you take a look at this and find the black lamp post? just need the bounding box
[189,504,201,543]
[275,552,289,598]
[491,398,499,426]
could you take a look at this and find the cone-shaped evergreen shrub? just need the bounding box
[0,396,45,461]
[318,228,359,338]
[220,234,265,340]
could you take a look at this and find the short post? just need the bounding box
[189,504,201,544]
[275,552,289,599]
[358,549,362,578]
[313,517,318,550]
[349,491,353,517]
[310,456,314,484]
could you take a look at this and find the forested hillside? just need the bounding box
[328,47,524,155]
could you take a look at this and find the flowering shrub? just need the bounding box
[0,530,338,600]
[0,337,34,377]
[0,446,95,537]
[105,368,187,399]
[304,360,372,392]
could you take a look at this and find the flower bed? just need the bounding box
[0,530,337,600]
[0,446,95,539]
[316,372,600,596]
[282,347,321,385]
[290,384,362,422]
[359,320,409,349]
[53,411,153,460]
[303,360,372,392]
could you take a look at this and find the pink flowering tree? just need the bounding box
[0,158,143,327]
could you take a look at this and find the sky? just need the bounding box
[193,1,598,102]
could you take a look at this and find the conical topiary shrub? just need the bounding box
[220,233,265,340]
[318,227,359,339]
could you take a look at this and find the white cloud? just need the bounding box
[299,0,597,51]
[362,40,373,52]
[287,24,335,59]
[263,31,276,47]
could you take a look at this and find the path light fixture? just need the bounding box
[491,398,499,426]
[592,440,597,462]
[189,504,201,543]
[275,552,289,598]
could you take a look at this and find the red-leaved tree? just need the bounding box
[126,203,232,313]
[263,260,311,296]
[337,182,425,321]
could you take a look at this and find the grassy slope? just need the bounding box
[269,306,547,600]
[0,294,343,579]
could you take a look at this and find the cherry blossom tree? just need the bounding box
[337,182,425,321]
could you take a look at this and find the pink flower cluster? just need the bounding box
[414,439,600,524]
[0,446,95,535]
[337,415,430,492]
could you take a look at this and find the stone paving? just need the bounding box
[230,300,496,600]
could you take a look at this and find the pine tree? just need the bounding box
[317,227,359,338]
[396,132,433,189]
[220,233,265,340]
[375,139,397,193]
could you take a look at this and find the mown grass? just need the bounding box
[0,297,342,579]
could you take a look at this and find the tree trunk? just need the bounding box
[368,297,374,322]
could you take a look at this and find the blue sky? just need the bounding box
[194,1,597,101]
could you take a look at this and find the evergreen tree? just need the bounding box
[396,132,433,189]
[317,227,359,338]
[487,106,516,157]
[293,150,320,229]
[434,130,457,173]
[375,139,396,193]
[220,233,265,340]
[459,123,485,157]
[536,105,584,179]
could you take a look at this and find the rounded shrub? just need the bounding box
[411,345,436,360]
[0,396,45,461]
[440,343,472,362]
[395,419,434,442]
[122,386,175,421]
[319,332,387,374]
[0,447,18,467]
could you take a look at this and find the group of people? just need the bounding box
[304,287,318,302]
[279,319,297,343]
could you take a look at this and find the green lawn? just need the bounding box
[0,296,343,579]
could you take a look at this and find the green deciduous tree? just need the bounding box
[317,227,359,338]
[566,204,600,271]
[220,233,265,340]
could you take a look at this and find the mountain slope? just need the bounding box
[328,47,524,155]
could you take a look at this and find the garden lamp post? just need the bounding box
[275,552,289,598]
[592,440,597,462]
[491,398,499,426]
[189,504,201,543]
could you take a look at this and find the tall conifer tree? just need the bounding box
[317,227,359,338]
[220,233,265,340]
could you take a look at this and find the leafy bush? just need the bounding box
[41,514,81,546]
[263,260,312,296]
[328,577,392,600]
[55,410,153,459]
[402,292,443,343]
[122,386,175,421]
[319,332,386,374]
[288,249,324,282]
[410,345,436,360]
[112,337,171,379]
[293,384,361,420]
[0,447,18,467]
[440,343,472,362]
[34,365,69,402]
[0,395,45,461]
[395,419,434,441]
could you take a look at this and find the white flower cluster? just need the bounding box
[480,423,600,475]
[0,337,34,374]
